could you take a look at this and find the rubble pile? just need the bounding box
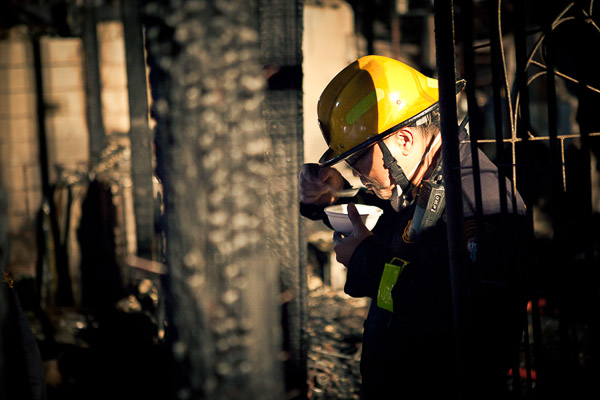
[307,278,370,399]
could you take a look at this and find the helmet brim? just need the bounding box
[318,80,466,168]
[318,102,438,167]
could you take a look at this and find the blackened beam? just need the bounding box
[82,1,107,167]
[122,0,155,259]
[32,36,74,306]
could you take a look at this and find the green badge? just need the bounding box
[377,257,409,312]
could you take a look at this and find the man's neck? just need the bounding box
[410,133,442,187]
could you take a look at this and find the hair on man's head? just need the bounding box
[408,108,440,138]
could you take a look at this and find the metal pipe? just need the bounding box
[574,0,596,274]
[458,0,485,228]
[538,4,586,396]
[541,1,574,382]
[488,6,523,396]
[488,0,510,216]
[434,2,471,398]
[513,0,541,392]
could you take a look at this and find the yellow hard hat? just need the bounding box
[318,55,443,167]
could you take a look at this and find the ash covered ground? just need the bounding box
[306,277,370,400]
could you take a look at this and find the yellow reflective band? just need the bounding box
[377,257,409,312]
[346,88,384,125]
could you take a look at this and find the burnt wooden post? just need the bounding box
[32,36,74,306]
[82,0,107,167]
[258,0,307,397]
[143,0,283,398]
[122,0,155,259]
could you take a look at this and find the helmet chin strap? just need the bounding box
[377,141,412,194]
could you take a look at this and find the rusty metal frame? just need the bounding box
[454,0,600,398]
[463,0,600,192]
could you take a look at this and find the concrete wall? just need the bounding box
[302,1,361,289]
[98,21,130,138]
[41,36,89,182]
[302,0,358,165]
[0,23,133,280]
[0,29,91,279]
[0,28,42,278]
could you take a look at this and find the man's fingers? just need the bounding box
[347,203,364,226]
[298,163,344,205]
[299,181,330,202]
[318,167,337,181]
[333,231,344,246]
[306,164,327,184]
[299,164,331,204]
[347,203,369,236]
[299,163,321,184]
[300,192,325,203]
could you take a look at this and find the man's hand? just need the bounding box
[298,163,345,205]
[332,203,374,266]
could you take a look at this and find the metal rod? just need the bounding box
[458,0,485,229]
[460,131,600,144]
[513,0,542,393]
[527,60,600,94]
[488,0,509,216]
[571,0,596,378]
[488,2,522,396]
[434,2,471,398]
[575,0,596,277]
[541,1,575,389]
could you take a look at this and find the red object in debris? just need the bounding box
[508,367,537,380]
[526,297,547,313]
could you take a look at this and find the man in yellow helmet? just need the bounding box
[299,55,527,398]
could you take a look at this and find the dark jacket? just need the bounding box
[301,132,528,399]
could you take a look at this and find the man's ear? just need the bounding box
[396,128,414,156]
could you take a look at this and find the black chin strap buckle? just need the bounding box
[378,141,411,193]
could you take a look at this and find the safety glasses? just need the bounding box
[344,146,371,172]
